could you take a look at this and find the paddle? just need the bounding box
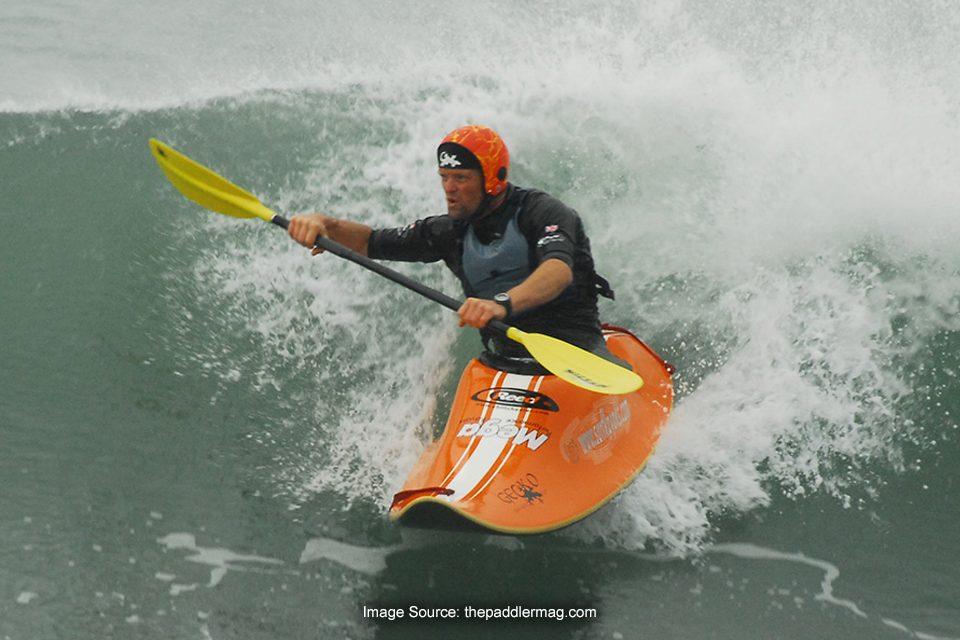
[149,139,643,394]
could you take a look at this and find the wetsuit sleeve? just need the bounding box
[367,216,457,263]
[520,192,581,269]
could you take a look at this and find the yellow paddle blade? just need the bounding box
[149,139,276,222]
[506,327,644,394]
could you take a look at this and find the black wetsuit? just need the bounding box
[367,184,614,360]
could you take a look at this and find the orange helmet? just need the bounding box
[437,125,510,196]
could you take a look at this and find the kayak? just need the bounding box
[390,325,674,534]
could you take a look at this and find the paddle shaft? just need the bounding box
[268,214,512,335]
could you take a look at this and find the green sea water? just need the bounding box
[2,1,960,639]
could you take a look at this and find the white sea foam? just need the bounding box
[156,532,293,595]
[106,0,960,555]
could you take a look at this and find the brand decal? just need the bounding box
[456,418,550,451]
[562,399,632,463]
[536,234,564,248]
[394,222,418,237]
[438,151,461,167]
[577,400,631,455]
[470,387,559,412]
[497,473,543,505]
[564,368,609,390]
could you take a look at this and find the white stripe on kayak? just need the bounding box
[439,370,505,488]
[440,372,537,503]
[465,374,545,501]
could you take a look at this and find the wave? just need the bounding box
[7,0,960,556]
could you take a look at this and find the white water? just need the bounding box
[8,0,960,556]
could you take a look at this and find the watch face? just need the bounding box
[493,293,512,315]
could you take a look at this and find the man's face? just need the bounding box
[439,168,486,220]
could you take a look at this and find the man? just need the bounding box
[286,125,616,370]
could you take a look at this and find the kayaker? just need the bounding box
[286,125,617,370]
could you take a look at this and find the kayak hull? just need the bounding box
[390,326,673,534]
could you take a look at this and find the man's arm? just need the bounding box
[457,258,573,329]
[287,213,373,256]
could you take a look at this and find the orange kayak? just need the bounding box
[390,325,674,534]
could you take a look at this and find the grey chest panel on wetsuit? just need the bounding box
[461,211,532,299]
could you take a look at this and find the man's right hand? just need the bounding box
[287,213,331,255]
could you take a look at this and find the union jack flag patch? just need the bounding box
[544,225,558,233]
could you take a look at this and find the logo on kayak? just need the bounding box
[562,399,632,463]
[470,387,560,412]
[457,419,550,451]
[497,472,543,505]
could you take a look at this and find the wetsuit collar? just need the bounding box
[468,184,510,224]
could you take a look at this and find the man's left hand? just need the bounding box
[457,298,508,329]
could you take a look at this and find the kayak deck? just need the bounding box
[390,326,673,534]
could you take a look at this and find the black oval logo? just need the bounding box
[470,387,560,412]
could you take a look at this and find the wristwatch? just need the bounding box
[493,292,513,317]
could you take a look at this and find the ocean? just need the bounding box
[2,0,959,638]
